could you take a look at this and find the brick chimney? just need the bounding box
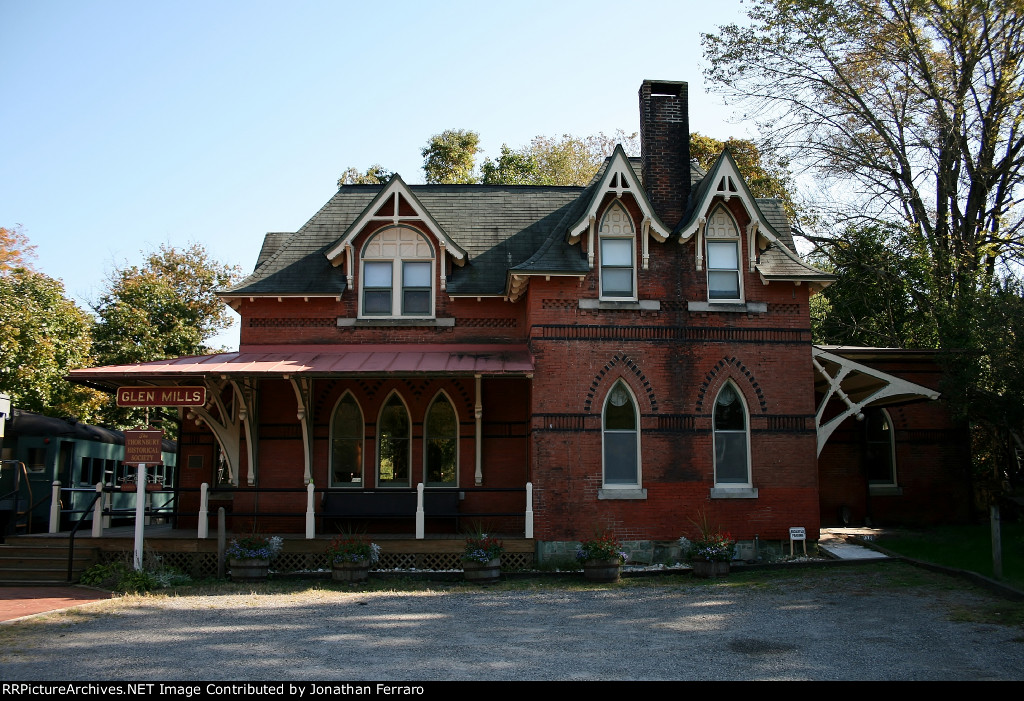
[640,80,691,227]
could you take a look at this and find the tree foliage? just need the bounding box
[337,164,394,188]
[92,244,241,366]
[0,268,104,420]
[704,0,1024,496]
[422,129,481,184]
[482,131,639,186]
[703,0,1024,293]
[0,224,37,274]
[809,224,937,348]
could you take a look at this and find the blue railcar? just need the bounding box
[0,409,177,534]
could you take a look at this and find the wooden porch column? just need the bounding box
[474,374,483,486]
[290,377,314,484]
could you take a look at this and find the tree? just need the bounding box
[808,223,937,348]
[422,129,481,184]
[92,244,241,366]
[337,164,394,188]
[703,0,1024,508]
[482,131,639,186]
[703,0,1024,293]
[0,224,37,274]
[0,268,105,420]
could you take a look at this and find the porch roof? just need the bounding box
[68,344,535,388]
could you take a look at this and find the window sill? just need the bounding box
[869,485,903,496]
[580,300,661,311]
[709,487,758,499]
[598,488,647,500]
[688,301,767,314]
[340,317,455,327]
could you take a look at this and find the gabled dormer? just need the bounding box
[324,174,468,294]
[676,149,833,310]
[320,175,471,320]
[559,146,673,305]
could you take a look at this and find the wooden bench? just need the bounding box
[321,490,461,529]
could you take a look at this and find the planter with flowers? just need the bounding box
[576,533,627,582]
[462,533,504,583]
[325,535,381,582]
[683,518,736,578]
[226,535,284,582]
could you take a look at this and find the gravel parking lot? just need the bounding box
[1,563,1022,681]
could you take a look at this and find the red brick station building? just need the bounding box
[70,81,971,560]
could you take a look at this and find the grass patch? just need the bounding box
[875,523,1024,591]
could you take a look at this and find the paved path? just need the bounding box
[0,586,111,623]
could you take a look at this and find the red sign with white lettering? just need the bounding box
[124,429,164,465]
[116,386,206,407]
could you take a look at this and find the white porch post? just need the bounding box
[49,481,60,533]
[91,483,103,538]
[198,482,209,539]
[475,374,483,486]
[305,482,315,539]
[525,481,534,539]
[415,483,425,539]
[133,464,146,571]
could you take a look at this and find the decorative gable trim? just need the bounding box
[566,146,671,249]
[676,149,785,249]
[324,174,468,267]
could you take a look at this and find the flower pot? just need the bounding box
[583,558,622,583]
[332,559,371,582]
[229,558,270,582]
[691,559,730,578]
[462,558,501,583]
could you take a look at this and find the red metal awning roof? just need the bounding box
[68,344,534,388]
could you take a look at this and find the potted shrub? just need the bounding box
[462,532,504,583]
[226,534,283,582]
[576,532,627,582]
[684,517,735,577]
[325,535,381,582]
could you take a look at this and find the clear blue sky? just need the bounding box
[1,0,754,349]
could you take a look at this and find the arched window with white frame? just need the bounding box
[330,392,364,488]
[360,226,435,318]
[705,205,743,302]
[865,408,897,488]
[425,392,458,487]
[602,380,640,487]
[377,392,411,487]
[599,201,636,300]
[713,382,750,486]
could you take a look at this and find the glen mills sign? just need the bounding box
[116,386,206,407]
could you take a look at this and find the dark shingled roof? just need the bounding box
[222,184,587,298]
[221,156,829,298]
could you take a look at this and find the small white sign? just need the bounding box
[789,527,806,541]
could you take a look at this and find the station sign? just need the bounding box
[116,386,206,407]
[124,429,164,465]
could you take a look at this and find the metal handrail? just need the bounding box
[66,489,102,582]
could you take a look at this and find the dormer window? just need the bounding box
[705,205,742,302]
[599,201,636,300]
[360,226,435,318]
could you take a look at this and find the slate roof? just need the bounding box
[222,185,587,298]
[221,156,829,299]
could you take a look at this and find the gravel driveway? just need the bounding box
[2,564,1022,681]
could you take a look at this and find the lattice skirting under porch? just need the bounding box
[97,549,534,579]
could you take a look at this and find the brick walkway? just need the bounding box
[0,587,111,623]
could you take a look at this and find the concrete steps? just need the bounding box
[0,543,98,585]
